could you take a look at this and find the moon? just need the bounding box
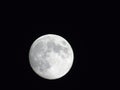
[29,34,74,80]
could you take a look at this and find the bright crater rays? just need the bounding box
[29,34,74,80]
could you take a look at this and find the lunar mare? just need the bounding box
[29,34,74,80]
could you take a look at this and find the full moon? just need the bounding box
[29,34,74,80]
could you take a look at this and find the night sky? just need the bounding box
[10,24,88,89]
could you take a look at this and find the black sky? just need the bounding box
[10,24,88,89]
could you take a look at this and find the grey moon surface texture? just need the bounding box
[29,34,74,80]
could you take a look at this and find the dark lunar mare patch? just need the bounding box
[47,41,68,54]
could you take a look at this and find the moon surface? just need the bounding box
[29,34,74,80]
